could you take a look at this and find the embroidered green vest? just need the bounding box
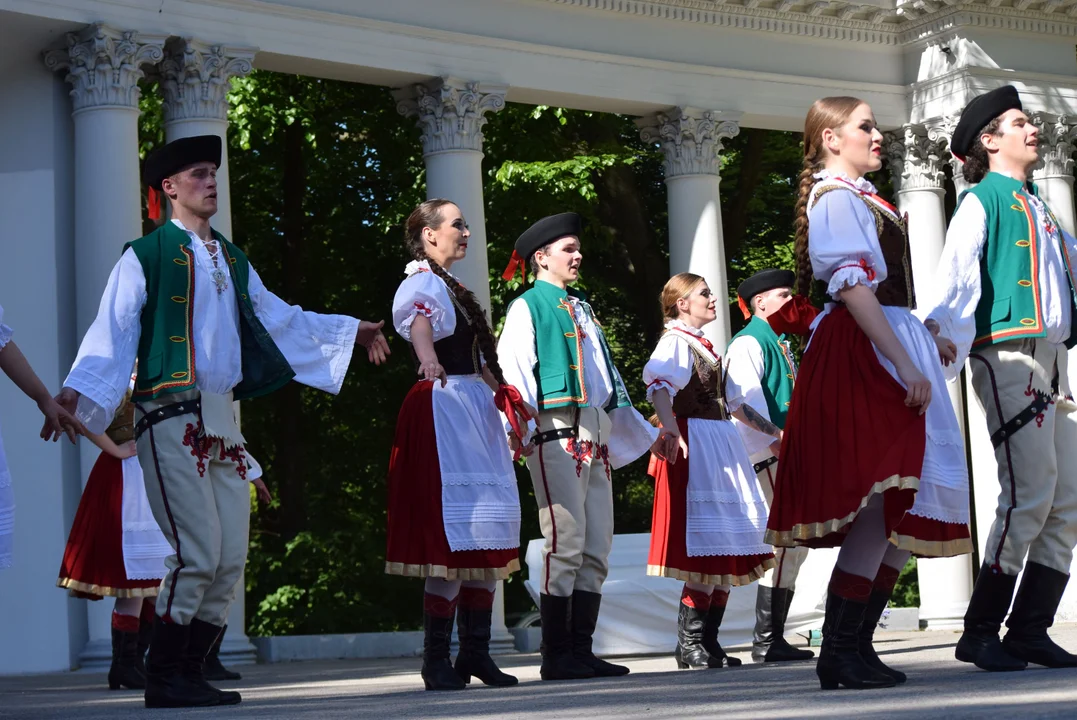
[514,280,631,411]
[963,172,1077,350]
[124,222,296,402]
[730,316,795,429]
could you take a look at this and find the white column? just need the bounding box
[1031,112,1077,237]
[888,122,973,629]
[394,77,506,313]
[44,23,165,669]
[159,36,259,666]
[160,38,255,241]
[637,108,740,347]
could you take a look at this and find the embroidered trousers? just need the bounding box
[135,390,250,625]
[526,406,614,598]
[969,339,1077,576]
[755,459,808,589]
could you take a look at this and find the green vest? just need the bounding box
[124,222,295,402]
[514,280,630,411]
[730,316,795,430]
[965,172,1077,350]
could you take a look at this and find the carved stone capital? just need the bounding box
[159,37,257,123]
[885,123,946,193]
[43,23,164,113]
[636,107,741,178]
[1030,112,1076,179]
[393,77,507,155]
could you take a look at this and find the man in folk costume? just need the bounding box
[725,269,814,664]
[52,135,390,707]
[928,85,1077,672]
[498,213,659,681]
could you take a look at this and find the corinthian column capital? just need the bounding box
[159,37,257,123]
[43,23,165,113]
[636,107,741,178]
[885,123,947,193]
[393,77,507,155]
[1029,112,1077,179]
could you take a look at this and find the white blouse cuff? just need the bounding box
[0,322,12,349]
[826,264,877,300]
[645,378,677,403]
[396,301,449,342]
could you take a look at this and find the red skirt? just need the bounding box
[892,514,973,558]
[384,381,520,580]
[647,419,774,586]
[57,453,161,600]
[765,306,924,548]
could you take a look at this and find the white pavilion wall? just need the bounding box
[0,46,82,673]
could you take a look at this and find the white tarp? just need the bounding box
[525,532,837,655]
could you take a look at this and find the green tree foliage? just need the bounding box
[139,69,914,633]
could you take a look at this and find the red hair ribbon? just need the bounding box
[767,294,820,337]
[494,384,532,460]
[147,186,161,221]
[737,295,751,320]
[834,258,877,282]
[502,250,525,282]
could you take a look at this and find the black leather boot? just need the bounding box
[859,589,905,683]
[954,564,1026,672]
[1003,562,1077,668]
[204,624,242,681]
[108,626,146,690]
[421,610,466,690]
[751,584,774,663]
[185,619,242,705]
[144,618,221,708]
[763,587,814,662]
[816,594,896,690]
[571,590,629,677]
[134,612,153,679]
[539,594,594,681]
[674,599,712,669]
[702,601,742,668]
[454,604,518,686]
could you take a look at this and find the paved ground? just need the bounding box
[4,626,1077,719]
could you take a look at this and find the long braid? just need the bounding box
[404,199,508,386]
[793,160,816,296]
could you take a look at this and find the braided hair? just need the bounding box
[794,96,868,296]
[403,199,507,386]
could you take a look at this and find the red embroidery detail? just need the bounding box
[566,438,592,477]
[1024,371,1054,428]
[828,568,873,602]
[835,258,877,282]
[412,301,433,317]
[182,423,209,477]
[680,585,712,610]
[219,444,248,480]
[423,593,458,618]
[873,564,901,594]
[111,611,140,633]
[710,588,730,608]
[459,587,495,610]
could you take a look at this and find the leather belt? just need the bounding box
[534,427,576,445]
[991,393,1052,449]
[134,399,201,440]
[753,455,778,474]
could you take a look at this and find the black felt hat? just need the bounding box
[502,212,584,281]
[737,269,795,319]
[951,86,1023,162]
[143,135,222,190]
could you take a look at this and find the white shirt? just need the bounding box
[926,185,1077,376]
[723,334,777,461]
[66,220,361,434]
[391,261,459,343]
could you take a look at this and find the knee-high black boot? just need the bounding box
[702,598,742,668]
[203,624,242,681]
[540,594,594,681]
[859,588,906,683]
[108,621,146,691]
[754,586,814,663]
[454,600,518,686]
[571,590,630,677]
[144,618,221,708]
[184,619,242,705]
[674,598,711,669]
[421,594,466,691]
[954,564,1026,672]
[1003,562,1077,668]
[816,594,896,690]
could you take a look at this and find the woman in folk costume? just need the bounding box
[645,273,778,670]
[765,97,971,690]
[385,199,531,692]
[0,303,83,569]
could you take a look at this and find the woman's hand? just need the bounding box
[252,478,273,505]
[112,440,138,460]
[768,433,783,459]
[934,335,957,367]
[652,426,688,464]
[418,360,447,387]
[897,362,932,414]
[508,433,534,458]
